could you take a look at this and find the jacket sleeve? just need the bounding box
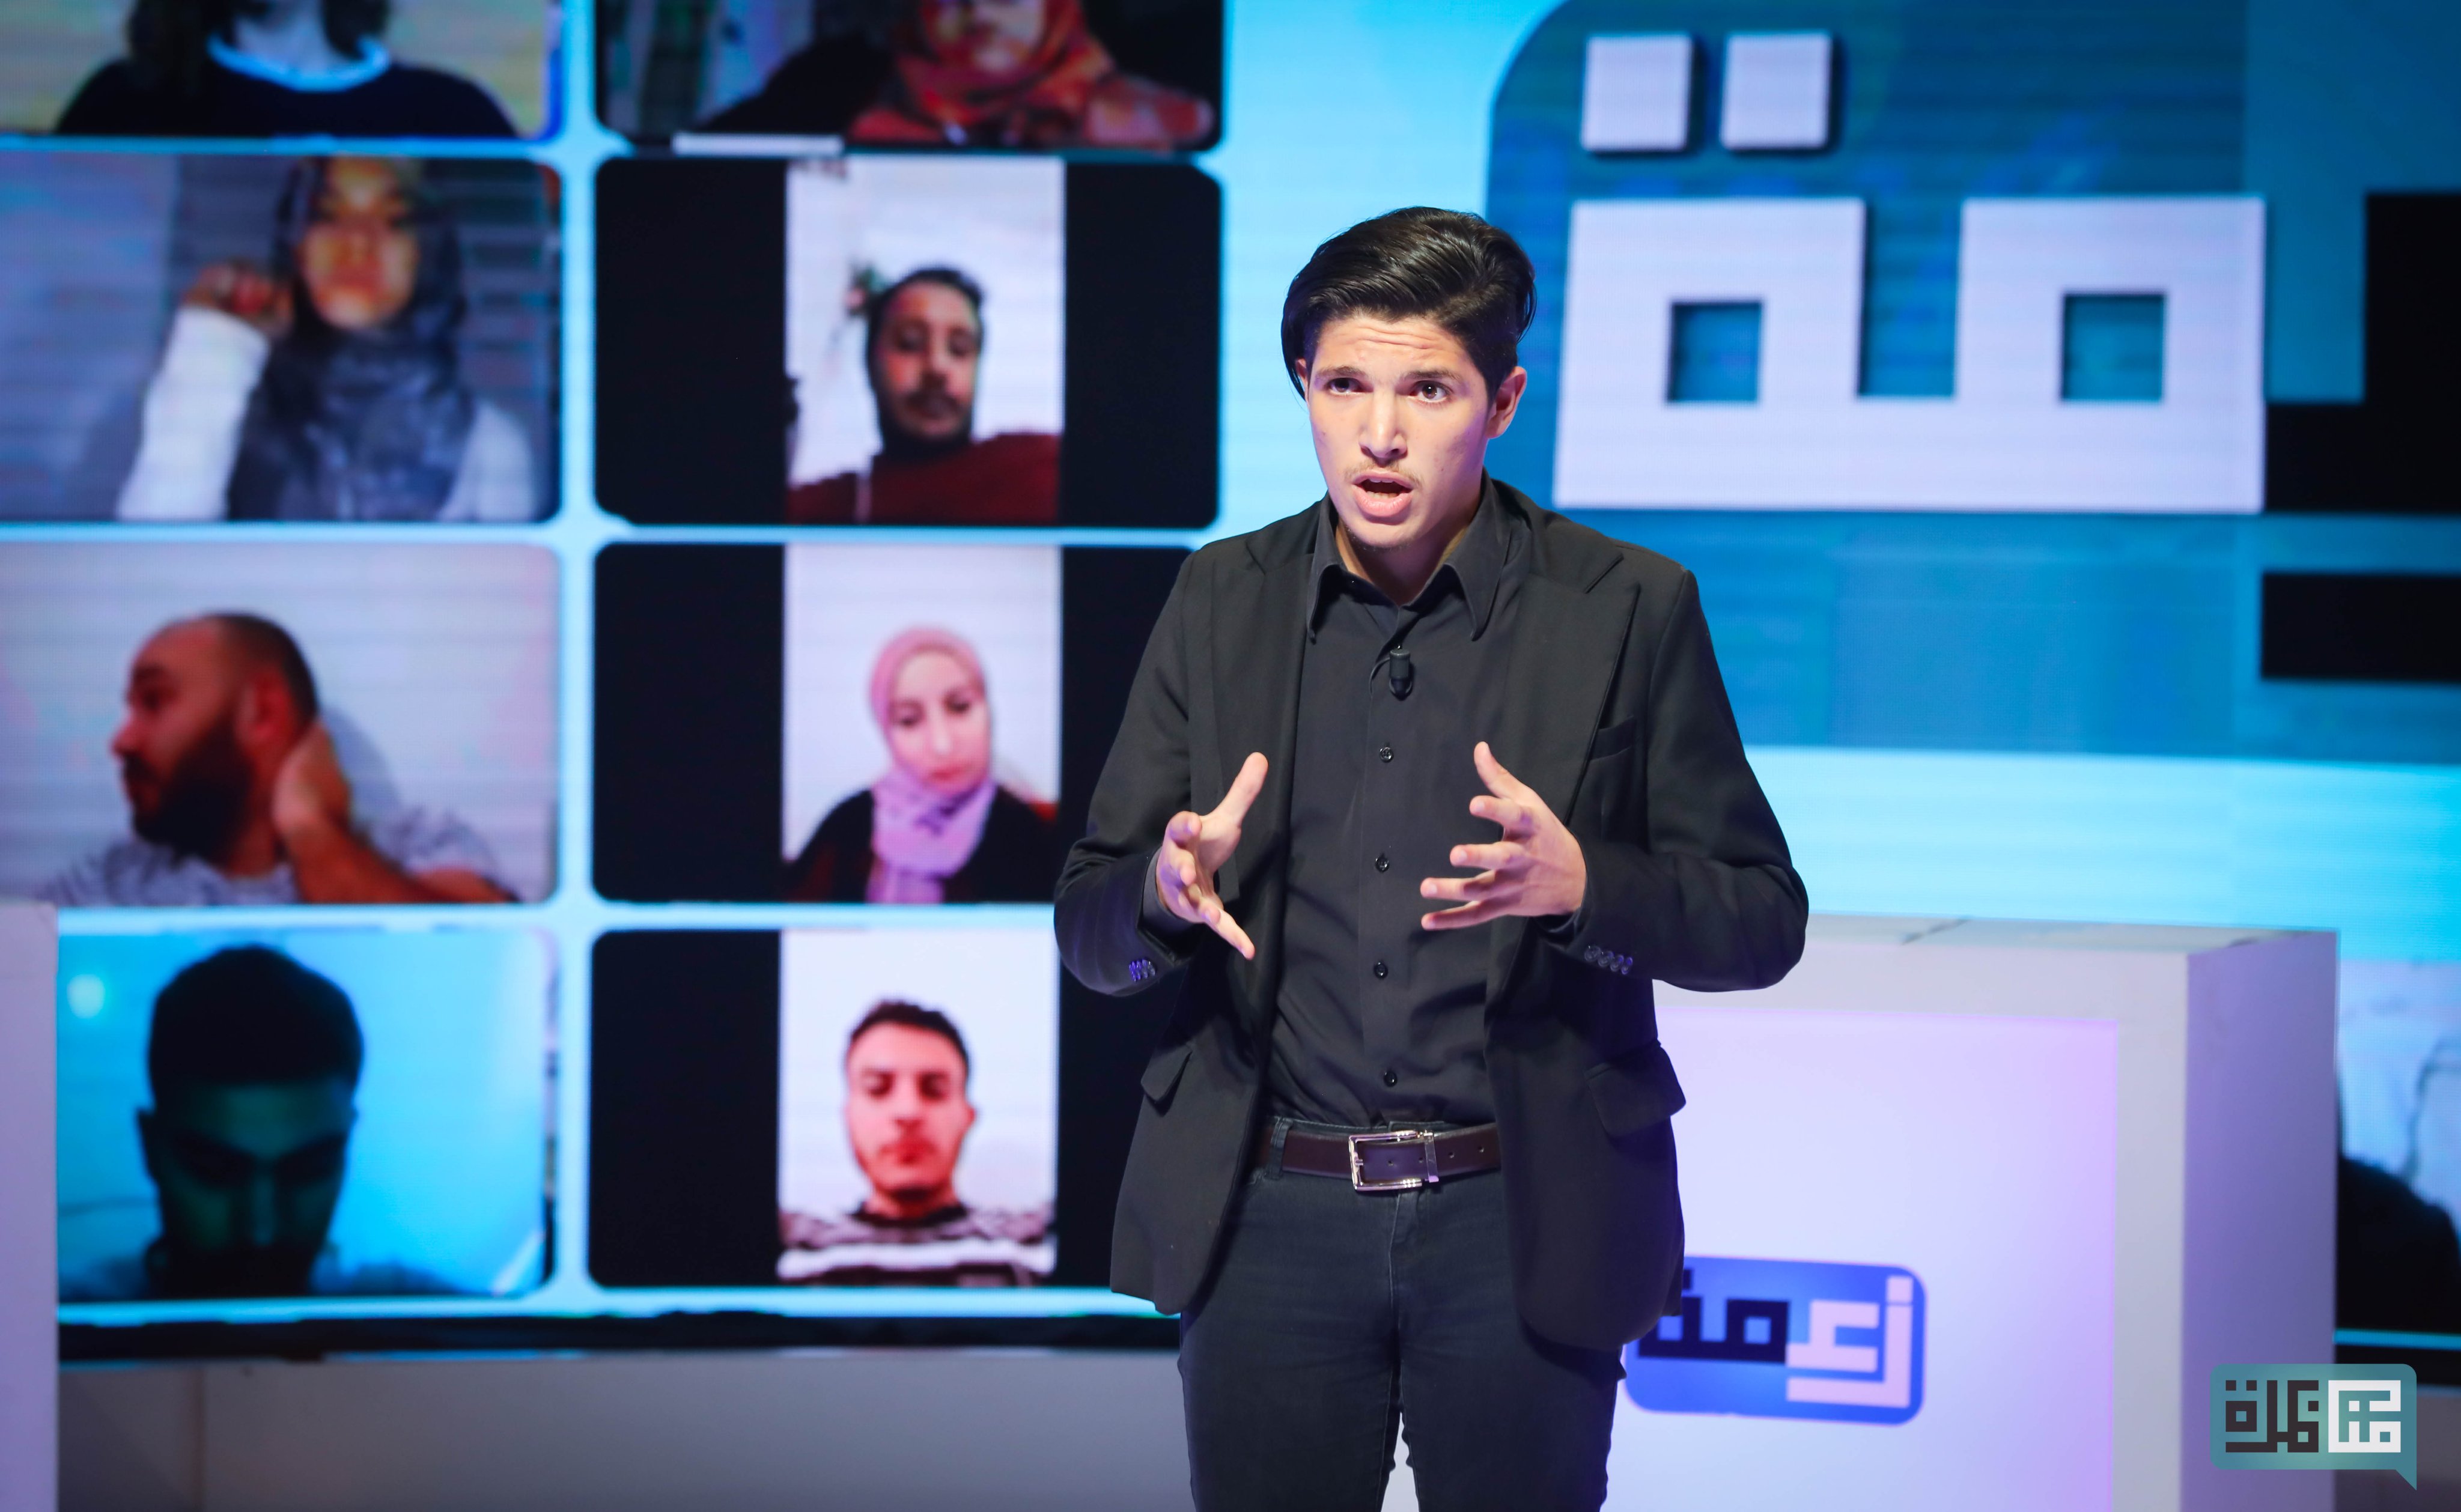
[1548,569,1807,992]
[1054,556,1212,995]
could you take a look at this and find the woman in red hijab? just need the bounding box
[848,0,1214,150]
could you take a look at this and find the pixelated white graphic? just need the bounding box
[1581,34,1693,153]
[1554,194,2266,510]
[1785,1273,1915,1407]
[1721,32,1832,150]
[2330,1380,2404,1453]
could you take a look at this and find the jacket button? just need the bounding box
[1374,853,1390,872]
[1378,744,1395,763]
[1383,1069,1398,1087]
[1372,960,1389,979]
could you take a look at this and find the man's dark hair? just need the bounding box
[863,267,985,363]
[845,998,970,1079]
[148,946,365,1096]
[202,612,320,723]
[127,0,391,94]
[1280,207,1536,399]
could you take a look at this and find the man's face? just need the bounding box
[916,0,1048,74]
[844,1022,975,1215]
[138,1077,355,1298]
[1299,314,1526,563]
[111,623,260,858]
[299,157,419,333]
[869,281,982,449]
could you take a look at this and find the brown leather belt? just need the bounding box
[1259,1122,1502,1191]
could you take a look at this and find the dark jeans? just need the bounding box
[1177,1120,1623,1512]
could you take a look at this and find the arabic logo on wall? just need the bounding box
[1485,0,2262,514]
[1627,1257,1926,1424]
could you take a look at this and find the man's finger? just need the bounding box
[1469,795,1534,839]
[1208,906,1256,961]
[1420,872,1501,904]
[1210,751,1270,826]
[1474,741,1534,801]
[1448,842,1521,873]
[1422,900,1501,931]
[1165,810,1203,848]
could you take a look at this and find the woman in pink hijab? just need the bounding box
[785,627,1057,903]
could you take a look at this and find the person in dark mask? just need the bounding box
[40,612,513,906]
[61,946,449,1301]
[56,0,516,138]
[115,156,537,523]
[785,266,1058,525]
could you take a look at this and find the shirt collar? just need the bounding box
[1307,475,1513,638]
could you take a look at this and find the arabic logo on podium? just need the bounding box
[1625,1257,1924,1424]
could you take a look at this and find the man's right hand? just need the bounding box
[1155,751,1268,961]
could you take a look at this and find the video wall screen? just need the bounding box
[599,0,1221,150]
[595,154,1217,527]
[0,542,560,908]
[58,928,552,1307]
[589,926,1057,1290]
[8,0,557,138]
[0,152,560,525]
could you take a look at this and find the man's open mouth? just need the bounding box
[1355,475,1412,497]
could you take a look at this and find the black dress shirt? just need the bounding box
[1271,484,1529,1125]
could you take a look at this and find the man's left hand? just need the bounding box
[270,720,353,847]
[1420,741,1586,931]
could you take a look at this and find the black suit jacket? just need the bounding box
[1054,484,1807,1350]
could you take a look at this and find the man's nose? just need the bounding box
[109,718,140,759]
[1362,393,1406,463]
[243,1172,281,1247]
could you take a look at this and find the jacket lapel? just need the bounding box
[1482,515,1640,1006]
[1193,513,1314,1028]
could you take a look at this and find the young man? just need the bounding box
[776,1000,1053,1286]
[63,945,446,1300]
[1055,208,1807,1510]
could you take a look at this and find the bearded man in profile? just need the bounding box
[41,612,510,906]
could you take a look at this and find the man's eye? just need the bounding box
[1417,383,1447,401]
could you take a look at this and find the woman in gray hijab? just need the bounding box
[117,156,535,523]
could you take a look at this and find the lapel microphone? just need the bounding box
[1385,646,1414,699]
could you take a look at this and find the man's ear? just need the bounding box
[1486,366,1530,440]
[1292,356,1312,393]
[231,666,303,754]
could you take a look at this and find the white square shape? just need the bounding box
[1721,31,1833,151]
[1580,34,1693,153]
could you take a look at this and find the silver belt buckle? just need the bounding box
[1349,1129,1440,1192]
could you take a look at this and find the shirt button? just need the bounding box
[1374,853,1390,872]
[1372,960,1389,979]
[1378,744,1394,763]
[1383,1069,1399,1087]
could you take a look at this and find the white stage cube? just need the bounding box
[1601,915,2334,1512]
[0,902,57,1512]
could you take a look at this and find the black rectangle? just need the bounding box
[594,157,792,525]
[587,930,784,1287]
[1060,164,1220,527]
[2261,572,2461,684]
[592,157,1217,526]
[592,544,786,902]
